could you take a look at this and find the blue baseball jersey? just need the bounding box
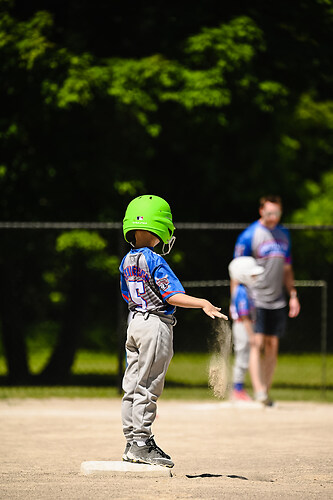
[234,220,291,309]
[119,247,185,317]
[230,284,255,321]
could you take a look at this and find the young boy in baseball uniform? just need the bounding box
[119,195,228,467]
[228,257,264,401]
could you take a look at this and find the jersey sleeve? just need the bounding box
[282,226,292,264]
[120,273,129,303]
[119,257,129,303]
[153,262,185,302]
[234,286,250,317]
[234,228,253,258]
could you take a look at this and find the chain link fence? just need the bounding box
[0,222,331,392]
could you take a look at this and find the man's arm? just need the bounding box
[230,278,238,295]
[283,263,300,318]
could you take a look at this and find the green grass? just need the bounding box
[0,351,332,401]
[164,352,333,402]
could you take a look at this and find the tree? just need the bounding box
[291,171,333,279]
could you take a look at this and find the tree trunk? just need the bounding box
[0,263,30,384]
[39,257,85,383]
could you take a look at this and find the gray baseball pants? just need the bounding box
[232,321,250,384]
[121,313,174,443]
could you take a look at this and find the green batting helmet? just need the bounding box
[123,195,175,245]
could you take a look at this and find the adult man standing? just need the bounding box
[233,195,301,405]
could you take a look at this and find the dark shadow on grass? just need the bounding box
[166,381,333,390]
[0,374,118,387]
[0,374,331,391]
[0,376,207,388]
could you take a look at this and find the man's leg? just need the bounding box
[261,306,287,391]
[262,335,279,391]
[249,333,266,394]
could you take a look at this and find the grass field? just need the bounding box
[0,351,332,401]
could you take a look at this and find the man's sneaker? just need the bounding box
[262,396,275,407]
[255,391,275,407]
[231,388,252,401]
[127,436,174,468]
[122,442,131,461]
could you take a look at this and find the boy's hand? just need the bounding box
[203,301,228,320]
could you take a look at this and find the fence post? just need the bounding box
[321,281,328,398]
[117,229,126,394]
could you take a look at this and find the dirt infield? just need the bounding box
[0,398,332,499]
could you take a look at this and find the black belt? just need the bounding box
[132,310,177,326]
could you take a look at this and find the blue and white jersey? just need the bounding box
[234,220,291,309]
[119,247,185,318]
[230,284,255,322]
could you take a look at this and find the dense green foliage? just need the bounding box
[1,0,333,219]
[0,0,332,382]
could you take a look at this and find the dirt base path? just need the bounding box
[0,398,332,499]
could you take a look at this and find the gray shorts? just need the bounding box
[255,306,288,337]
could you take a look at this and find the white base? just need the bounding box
[80,461,172,477]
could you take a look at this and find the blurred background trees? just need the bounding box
[0,0,332,382]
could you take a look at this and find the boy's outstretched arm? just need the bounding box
[167,293,228,320]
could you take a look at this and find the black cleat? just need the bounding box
[127,436,174,468]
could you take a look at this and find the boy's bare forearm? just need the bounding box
[167,293,208,308]
[167,293,228,320]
